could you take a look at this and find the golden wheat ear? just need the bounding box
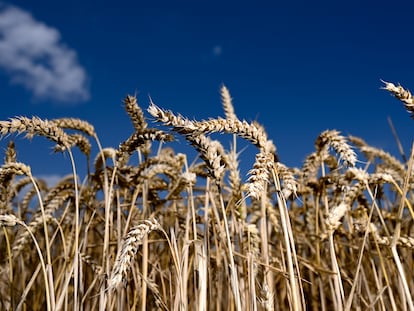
[315,129,356,167]
[108,218,161,291]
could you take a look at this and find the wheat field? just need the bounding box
[0,81,413,310]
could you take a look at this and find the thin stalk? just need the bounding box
[29,173,56,310]
[390,141,414,311]
[271,168,303,311]
[218,192,242,311]
[67,149,80,311]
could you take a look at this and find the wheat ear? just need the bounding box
[220,84,237,120]
[51,118,96,137]
[0,116,70,150]
[124,95,148,131]
[108,218,160,290]
[381,80,414,118]
[315,129,356,167]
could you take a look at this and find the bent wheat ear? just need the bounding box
[118,129,174,159]
[108,218,161,290]
[51,118,96,137]
[185,133,227,183]
[315,129,356,167]
[0,162,31,183]
[0,116,70,150]
[147,101,198,132]
[65,133,91,156]
[381,80,414,118]
[0,213,20,227]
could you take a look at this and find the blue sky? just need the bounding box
[1,0,414,179]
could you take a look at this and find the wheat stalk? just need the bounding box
[381,80,414,118]
[316,130,356,167]
[108,218,161,290]
[0,116,70,150]
[51,118,96,137]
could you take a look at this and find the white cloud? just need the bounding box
[0,4,90,104]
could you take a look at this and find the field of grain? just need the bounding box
[0,81,413,311]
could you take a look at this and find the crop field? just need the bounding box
[0,81,413,310]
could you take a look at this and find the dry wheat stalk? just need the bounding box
[13,189,73,254]
[357,145,406,178]
[185,133,227,182]
[117,129,174,164]
[130,152,185,188]
[4,141,16,164]
[315,130,356,167]
[0,142,18,210]
[325,169,368,233]
[133,163,180,187]
[0,213,20,227]
[51,118,96,137]
[0,116,70,150]
[80,253,104,275]
[274,162,297,199]
[20,179,48,212]
[301,151,322,181]
[226,149,243,208]
[325,202,350,232]
[148,100,280,199]
[147,102,198,132]
[166,171,196,199]
[348,135,367,148]
[108,218,161,290]
[220,84,237,120]
[353,214,414,249]
[94,147,117,173]
[0,162,31,184]
[66,133,91,156]
[194,117,270,149]
[381,80,414,118]
[149,101,274,151]
[247,151,272,199]
[260,282,275,311]
[124,95,148,131]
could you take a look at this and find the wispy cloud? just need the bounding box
[0,4,90,104]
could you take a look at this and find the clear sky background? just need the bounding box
[1,0,414,181]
